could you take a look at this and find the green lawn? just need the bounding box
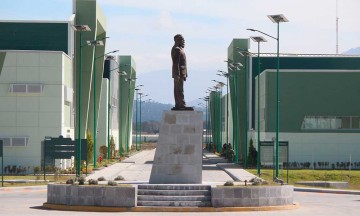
[0,175,73,187]
[247,169,360,190]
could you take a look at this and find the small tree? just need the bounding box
[110,136,116,159]
[247,138,257,167]
[86,130,94,163]
[100,145,108,159]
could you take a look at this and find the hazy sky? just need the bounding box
[1,0,359,103]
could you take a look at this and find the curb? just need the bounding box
[43,202,300,212]
[0,185,47,192]
[216,163,241,181]
[294,187,360,195]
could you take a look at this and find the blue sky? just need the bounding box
[1,0,360,103]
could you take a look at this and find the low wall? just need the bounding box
[47,184,136,207]
[211,185,293,207]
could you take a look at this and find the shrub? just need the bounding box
[33,166,41,175]
[224,181,234,186]
[77,176,86,185]
[114,175,125,181]
[110,136,116,159]
[100,145,108,159]
[66,178,74,185]
[97,176,106,181]
[107,180,118,186]
[88,179,98,185]
[87,130,94,162]
[250,177,268,186]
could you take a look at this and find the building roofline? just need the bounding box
[0,20,70,24]
[263,69,360,73]
[0,50,71,60]
[250,52,360,58]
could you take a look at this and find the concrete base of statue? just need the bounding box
[149,111,203,184]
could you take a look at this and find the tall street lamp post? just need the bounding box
[236,48,250,168]
[104,64,127,159]
[88,38,105,166]
[106,62,127,162]
[200,96,210,149]
[213,81,225,153]
[118,64,129,157]
[217,71,231,157]
[125,78,136,154]
[249,36,267,176]
[204,96,210,148]
[139,94,148,150]
[247,14,288,178]
[88,43,118,163]
[134,85,143,151]
[134,88,141,151]
[226,61,243,164]
[72,24,91,177]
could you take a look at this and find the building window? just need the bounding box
[301,116,360,130]
[9,84,44,93]
[0,137,29,147]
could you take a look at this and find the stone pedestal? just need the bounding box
[149,111,203,184]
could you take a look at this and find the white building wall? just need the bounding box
[251,132,360,165]
[0,51,73,171]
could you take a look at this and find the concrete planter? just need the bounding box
[47,184,136,207]
[211,185,293,207]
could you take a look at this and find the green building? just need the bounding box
[210,38,360,167]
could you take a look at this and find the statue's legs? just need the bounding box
[174,76,186,108]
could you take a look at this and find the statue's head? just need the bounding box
[174,34,185,48]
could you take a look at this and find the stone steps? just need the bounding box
[138,184,211,190]
[138,190,211,196]
[137,200,212,207]
[137,184,212,207]
[138,195,211,201]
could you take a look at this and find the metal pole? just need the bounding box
[219,88,223,153]
[135,90,139,151]
[244,53,248,168]
[234,70,239,163]
[139,96,142,150]
[119,77,123,157]
[226,78,229,146]
[275,22,280,178]
[107,68,111,159]
[77,32,83,177]
[1,152,3,187]
[206,100,208,149]
[126,82,131,153]
[257,41,261,176]
[93,46,97,166]
[1,141,2,187]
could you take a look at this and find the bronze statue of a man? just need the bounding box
[171,34,193,110]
